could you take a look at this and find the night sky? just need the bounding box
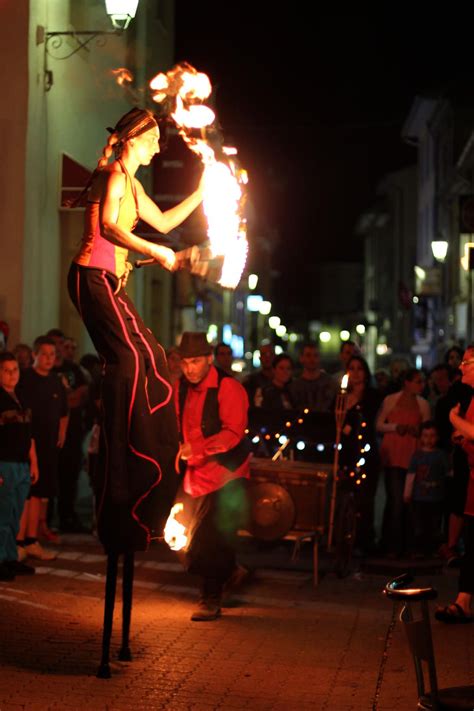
[174,7,474,324]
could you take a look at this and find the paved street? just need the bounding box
[0,533,471,710]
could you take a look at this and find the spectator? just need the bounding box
[445,346,463,373]
[427,364,451,411]
[435,345,474,624]
[374,369,390,397]
[260,354,296,412]
[339,356,382,553]
[403,421,449,558]
[214,343,234,376]
[333,340,359,386]
[289,342,338,413]
[166,346,183,386]
[46,328,89,533]
[17,337,68,557]
[386,357,411,394]
[12,343,33,371]
[0,352,38,580]
[376,368,430,557]
[243,342,274,407]
[62,337,78,363]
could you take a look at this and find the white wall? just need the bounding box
[13,0,175,350]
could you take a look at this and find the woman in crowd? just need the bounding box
[67,107,203,553]
[376,368,430,557]
[260,354,296,412]
[339,356,382,554]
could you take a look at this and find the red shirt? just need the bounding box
[175,366,250,497]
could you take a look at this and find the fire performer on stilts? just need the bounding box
[170,332,251,622]
[68,107,203,551]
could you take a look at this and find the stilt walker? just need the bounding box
[67,107,204,677]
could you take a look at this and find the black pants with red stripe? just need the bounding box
[68,262,179,553]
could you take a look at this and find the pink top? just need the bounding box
[379,400,425,469]
[74,161,138,279]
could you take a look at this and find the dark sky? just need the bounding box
[174,7,474,322]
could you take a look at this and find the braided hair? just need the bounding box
[65,108,157,207]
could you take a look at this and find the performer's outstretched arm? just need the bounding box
[135,176,204,235]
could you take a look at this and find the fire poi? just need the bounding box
[149,62,249,289]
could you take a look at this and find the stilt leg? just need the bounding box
[97,552,119,678]
[119,552,134,661]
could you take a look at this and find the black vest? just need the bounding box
[178,367,251,472]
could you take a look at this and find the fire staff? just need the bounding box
[174,332,251,621]
[67,108,203,553]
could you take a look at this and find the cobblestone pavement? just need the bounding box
[0,535,471,710]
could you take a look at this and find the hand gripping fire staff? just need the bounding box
[134,244,225,284]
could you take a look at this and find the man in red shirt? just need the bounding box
[174,332,250,621]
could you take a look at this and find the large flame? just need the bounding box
[150,63,248,289]
[163,503,187,551]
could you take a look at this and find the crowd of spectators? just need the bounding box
[0,324,472,623]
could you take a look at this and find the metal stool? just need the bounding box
[384,574,474,710]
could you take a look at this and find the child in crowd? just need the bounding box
[404,421,449,557]
[17,336,68,559]
[0,352,38,580]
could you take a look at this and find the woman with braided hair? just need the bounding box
[68,107,203,553]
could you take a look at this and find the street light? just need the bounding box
[259,301,272,316]
[268,316,281,329]
[431,240,448,262]
[248,274,259,290]
[42,0,140,90]
[355,324,366,335]
[105,0,139,29]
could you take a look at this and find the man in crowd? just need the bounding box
[333,340,359,386]
[290,342,338,413]
[243,342,274,407]
[46,329,89,532]
[214,342,234,376]
[174,332,250,621]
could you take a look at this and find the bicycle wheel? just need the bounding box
[334,490,357,578]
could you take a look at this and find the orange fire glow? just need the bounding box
[150,63,248,289]
[163,503,187,551]
[110,67,133,86]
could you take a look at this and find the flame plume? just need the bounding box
[150,63,248,289]
[163,503,187,551]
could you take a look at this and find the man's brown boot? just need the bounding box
[190,596,221,621]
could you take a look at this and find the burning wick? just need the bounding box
[341,373,349,392]
[163,503,188,552]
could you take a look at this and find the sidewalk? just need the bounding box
[0,535,471,710]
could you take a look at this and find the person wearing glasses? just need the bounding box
[435,347,474,624]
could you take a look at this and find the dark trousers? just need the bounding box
[175,478,248,596]
[68,263,179,552]
[459,515,474,594]
[57,434,83,525]
[411,501,443,555]
[355,466,379,551]
[383,467,407,555]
